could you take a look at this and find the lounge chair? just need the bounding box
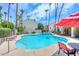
[58,42,76,56]
[6,35,17,41]
[60,32,66,35]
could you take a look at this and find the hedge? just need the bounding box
[1,21,14,29]
[0,28,11,38]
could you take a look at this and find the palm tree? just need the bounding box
[0,6,2,12]
[27,15,30,20]
[4,12,7,20]
[48,3,52,32]
[54,3,58,33]
[45,9,49,32]
[58,3,64,22]
[7,3,11,21]
[9,16,13,23]
[10,16,12,21]
[10,15,12,18]
[16,3,18,27]
[19,9,24,18]
[55,3,58,23]
[45,9,49,23]
[19,9,24,26]
[0,6,2,22]
[7,3,14,22]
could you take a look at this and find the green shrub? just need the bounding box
[0,28,11,38]
[57,28,61,34]
[25,31,28,34]
[17,25,25,34]
[17,32,21,35]
[1,21,14,29]
[41,29,45,33]
[31,31,36,34]
[23,31,28,34]
[38,23,44,33]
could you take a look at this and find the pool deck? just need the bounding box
[0,34,79,56]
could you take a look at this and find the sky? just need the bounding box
[0,3,79,25]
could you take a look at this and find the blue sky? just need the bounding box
[0,3,79,25]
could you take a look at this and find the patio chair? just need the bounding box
[60,32,66,35]
[58,42,76,56]
[6,35,17,41]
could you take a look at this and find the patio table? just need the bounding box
[68,42,79,53]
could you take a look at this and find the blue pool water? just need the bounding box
[16,33,68,50]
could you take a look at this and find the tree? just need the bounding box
[48,3,52,32]
[19,9,24,20]
[0,6,2,12]
[16,3,19,27]
[17,25,25,34]
[7,3,14,21]
[19,9,24,26]
[55,3,58,23]
[45,9,49,32]
[58,3,64,22]
[0,6,3,22]
[38,23,44,33]
[4,12,7,20]
[10,16,12,20]
[7,3,10,21]
[54,3,58,33]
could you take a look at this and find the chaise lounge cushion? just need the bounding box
[59,43,76,53]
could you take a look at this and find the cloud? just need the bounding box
[26,3,55,20]
[25,3,75,25]
[61,3,75,14]
[56,3,75,20]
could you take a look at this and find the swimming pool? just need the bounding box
[16,33,68,50]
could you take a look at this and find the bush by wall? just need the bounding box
[17,25,25,34]
[38,23,44,33]
[1,21,14,29]
[0,28,11,38]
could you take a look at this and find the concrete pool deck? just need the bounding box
[0,34,79,56]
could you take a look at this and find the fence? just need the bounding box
[0,29,17,45]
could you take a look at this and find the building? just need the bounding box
[49,23,55,32]
[22,19,40,33]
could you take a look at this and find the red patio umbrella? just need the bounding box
[70,13,79,17]
[55,18,72,27]
[73,19,79,27]
[55,13,79,28]
[61,19,78,28]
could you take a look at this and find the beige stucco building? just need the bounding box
[22,19,41,33]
